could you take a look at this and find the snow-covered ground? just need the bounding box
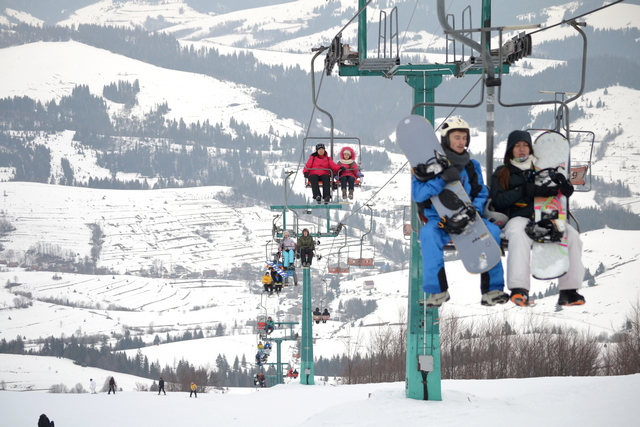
[0,353,638,427]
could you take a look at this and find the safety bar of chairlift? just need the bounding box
[304,168,336,187]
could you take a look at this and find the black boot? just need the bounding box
[557,289,585,306]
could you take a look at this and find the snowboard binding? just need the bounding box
[525,218,564,243]
[438,204,477,235]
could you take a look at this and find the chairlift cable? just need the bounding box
[527,0,625,36]
[339,74,482,222]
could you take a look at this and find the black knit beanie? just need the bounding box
[506,130,532,155]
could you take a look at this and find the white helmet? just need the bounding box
[440,117,470,138]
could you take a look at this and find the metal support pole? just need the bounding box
[358,0,367,64]
[483,0,495,177]
[275,339,283,385]
[404,74,443,401]
[300,266,314,384]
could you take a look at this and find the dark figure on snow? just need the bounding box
[489,130,585,307]
[297,228,315,267]
[292,369,299,379]
[38,414,54,427]
[108,376,116,394]
[336,146,362,200]
[313,307,322,324]
[303,143,343,204]
[412,117,507,307]
[158,377,166,395]
[189,382,197,398]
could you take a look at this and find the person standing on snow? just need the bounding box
[89,378,97,394]
[189,381,197,398]
[489,130,585,307]
[336,146,362,200]
[411,117,508,307]
[303,143,343,204]
[158,376,166,395]
[108,376,117,394]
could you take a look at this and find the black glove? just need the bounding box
[303,172,309,179]
[525,182,557,198]
[413,163,434,182]
[440,166,460,183]
[553,173,574,197]
[339,167,346,173]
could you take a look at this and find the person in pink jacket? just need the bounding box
[336,146,362,200]
[303,143,343,204]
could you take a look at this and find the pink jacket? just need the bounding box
[303,151,341,177]
[337,146,360,179]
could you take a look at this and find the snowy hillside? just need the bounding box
[0,360,637,427]
[1,4,640,425]
[0,40,303,138]
[1,177,639,366]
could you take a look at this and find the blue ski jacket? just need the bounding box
[411,158,488,222]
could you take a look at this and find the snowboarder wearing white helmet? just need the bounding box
[411,117,508,307]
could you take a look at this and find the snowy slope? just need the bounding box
[0,40,303,138]
[0,355,638,427]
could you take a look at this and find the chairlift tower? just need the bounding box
[324,0,525,400]
[270,203,344,385]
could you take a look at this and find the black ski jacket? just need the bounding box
[489,164,535,219]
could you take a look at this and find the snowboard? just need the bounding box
[266,261,289,278]
[531,131,570,280]
[396,115,502,274]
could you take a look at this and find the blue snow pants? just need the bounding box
[419,218,504,295]
[282,249,295,267]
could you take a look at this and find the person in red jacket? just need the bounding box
[303,143,343,204]
[336,146,362,200]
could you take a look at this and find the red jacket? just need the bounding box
[337,146,360,179]
[303,152,341,177]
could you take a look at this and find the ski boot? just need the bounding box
[510,288,531,307]
[419,291,450,308]
[481,290,509,306]
[557,289,585,306]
